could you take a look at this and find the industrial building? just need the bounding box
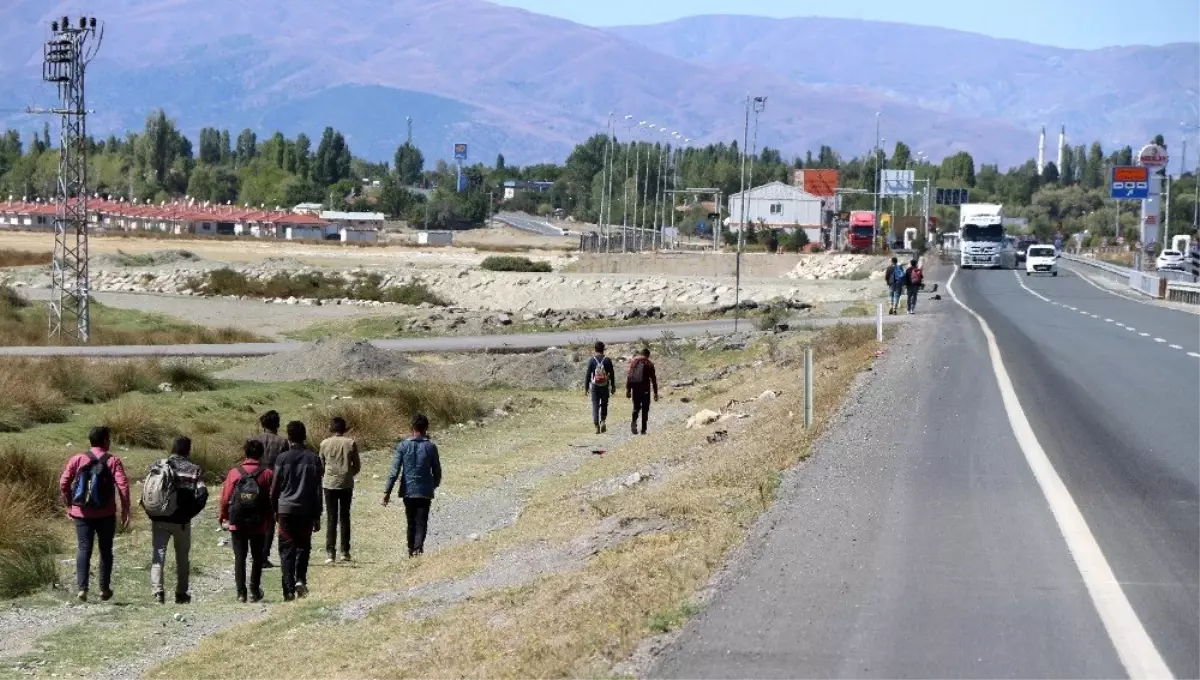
[726,182,825,242]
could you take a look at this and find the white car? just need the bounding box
[1156,249,1186,271]
[1025,244,1058,276]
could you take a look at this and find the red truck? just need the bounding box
[846,211,876,252]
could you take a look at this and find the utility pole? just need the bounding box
[599,113,613,251]
[1164,175,1172,244]
[734,96,766,333]
[406,116,412,145]
[631,128,643,253]
[873,112,881,247]
[40,15,103,343]
[641,136,655,251]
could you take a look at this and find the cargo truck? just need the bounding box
[846,211,875,252]
[959,203,1016,269]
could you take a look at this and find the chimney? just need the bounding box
[1037,125,1046,176]
[1057,124,1066,173]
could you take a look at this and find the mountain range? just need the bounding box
[0,0,1196,169]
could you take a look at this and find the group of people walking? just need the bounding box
[584,342,660,436]
[885,257,925,315]
[58,410,441,604]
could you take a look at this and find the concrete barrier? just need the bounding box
[567,252,810,278]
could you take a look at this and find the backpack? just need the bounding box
[70,453,112,509]
[229,466,268,527]
[891,264,905,284]
[909,267,924,286]
[591,357,609,388]
[140,459,179,518]
[628,357,646,385]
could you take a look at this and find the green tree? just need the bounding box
[186,163,239,204]
[891,141,912,170]
[394,142,425,185]
[1083,142,1105,189]
[235,129,258,166]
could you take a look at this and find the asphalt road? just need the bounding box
[0,315,906,357]
[494,211,565,236]
[653,264,1198,678]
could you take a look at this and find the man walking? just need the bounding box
[626,347,659,435]
[141,436,207,604]
[251,410,288,568]
[382,414,442,558]
[885,256,905,315]
[272,421,322,600]
[59,426,131,603]
[319,417,360,564]
[219,439,274,603]
[904,258,924,314]
[584,341,616,434]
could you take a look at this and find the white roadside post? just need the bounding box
[803,347,814,429]
[876,303,884,342]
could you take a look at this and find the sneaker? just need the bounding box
[236,591,247,604]
[174,593,191,605]
[595,425,601,434]
[295,583,308,599]
[154,592,165,604]
[250,588,265,603]
[262,560,276,569]
[99,589,113,602]
[600,422,607,433]
[76,590,87,603]
[325,554,335,565]
[283,591,295,602]
[632,424,638,435]
[340,553,352,562]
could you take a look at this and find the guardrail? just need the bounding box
[1167,281,1200,305]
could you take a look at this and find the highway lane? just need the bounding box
[0,315,907,357]
[494,212,564,236]
[958,266,1200,678]
[653,265,1129,678]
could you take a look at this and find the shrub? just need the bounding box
[100,400,180,449]
[0,365,70,431]
[757,305,788,331]
[813,323,878,355]
[313,400,401,451]
[480,256,552,273]
[0,446,58,513]
[331,380,488,447]
[383,281,451,307]
[0,484,60,598]
[190,431,247,484]
[160,363,218,391]
[0,250,52,268]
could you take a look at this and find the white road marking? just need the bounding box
[1127,327,1137,332]
[949,266,1173,680]
[1190,352,1200,359]
[1091,314,1099,319]
[1140,332,1151,337]
[1170,344,1183,350]
[1154,338,1166,343]
[1106,318,1114,323]
[1116,323,1127,328]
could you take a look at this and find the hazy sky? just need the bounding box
[490,0,1200,49]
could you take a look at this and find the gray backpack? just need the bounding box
[141,459,179,518]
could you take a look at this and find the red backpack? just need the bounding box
[909,266,924,285]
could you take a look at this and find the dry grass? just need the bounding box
[188,269,450,306]
[479,255,553,272]
[99,399,181,449]
[314,381,489,449]
[0,249,52,268]
[0,447,61,598]
[0,445,59,513]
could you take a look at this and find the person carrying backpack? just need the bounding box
[141,436,207,605]
[885,256,905,315]
[251,410,289,568]
[904,258,924,314]
[625,347,659,435]
[584,341,616,434]
[382,413,442,558]
[58,426,131,603]
[319,417,360,564]
[272,421,323,601]
[219,439,275,603]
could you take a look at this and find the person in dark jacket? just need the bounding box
[885,256,905,315]
[584,341,616,434]
[219,439,275,603]
[625,347,660,435]
[145,437,207,604]
[903,258,923,314]
[58,426,131,603]
[251,410,289,568]
[271,421,323,600]
[382,413,442,557]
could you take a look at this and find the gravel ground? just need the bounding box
[0,604,84,661]
[217,338,421,382]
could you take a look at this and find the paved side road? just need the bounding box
[0,315,908,357]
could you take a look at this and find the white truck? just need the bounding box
[959,203,1016,269]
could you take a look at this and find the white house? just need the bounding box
[339,226,380,243]
[292,202,324,215]
[417,230,454,246]
[727,182,824,237]
[319,211,385,230]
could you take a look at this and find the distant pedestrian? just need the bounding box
[219,439,274,603]
[885,257,905,315]
[626,347,659,435]
[141,436,208,604]
[251,410,289,568]
[58,426,131,603]
[904,258,924,314]
[382,413,442,558]
[319,417,360,564]
[272,421,323,600]
[585,341,616,434]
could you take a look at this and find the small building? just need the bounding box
[727,182,824,241]
[286,225,326,241]
[502,180,554,201]
[417,230,453,246]
[292,202,324,215]
[319,211,385,230]
[340,226,379,243]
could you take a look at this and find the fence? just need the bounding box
[578,227,662,253]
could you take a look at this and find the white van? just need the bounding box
[1025,244,1058,276]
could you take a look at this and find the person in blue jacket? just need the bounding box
[382,413,442,557]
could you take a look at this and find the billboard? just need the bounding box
[1111,166,1149,199]
[880,169,914,196]
[454,143,468,161]
[792,169,839,198]
[1137,143,1168,169]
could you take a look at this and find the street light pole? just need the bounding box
[599,112,613,251]
[734,96,766,333]
[620,115,634,248]
[873,112,881,244]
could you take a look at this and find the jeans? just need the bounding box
[403,497,432,556]
[231,530,266,597]
[590,388,611,427]
[73,515,115,593]
[889,283,904,310]
[150,521,191,596]
[277,513,314,596]
[631,389,651,433]
[906,285,920,313]
[323,488,353,557]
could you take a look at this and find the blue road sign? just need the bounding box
[454,143,468,161]
[1110,166,1149,200]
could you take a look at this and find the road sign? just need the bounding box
[880,169,914,196]
[1137,143,1168,169]
[1145,214,1157,225]
[454,143,468,161]
[934,188,969,206]
[1110,166,1149,199]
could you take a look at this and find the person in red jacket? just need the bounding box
[58,426,131,603]
[219,439,275,603]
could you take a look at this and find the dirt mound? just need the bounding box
[94,249,199,268]
[218,338,419,382]
[448,348,586,390]
[784,254,883,280]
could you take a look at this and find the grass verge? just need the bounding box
[0,448,61,598]
[479,255,553,272]
[0,249,53,268]
[188,269,450,306]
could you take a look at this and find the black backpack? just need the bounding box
[229,466,268,527]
